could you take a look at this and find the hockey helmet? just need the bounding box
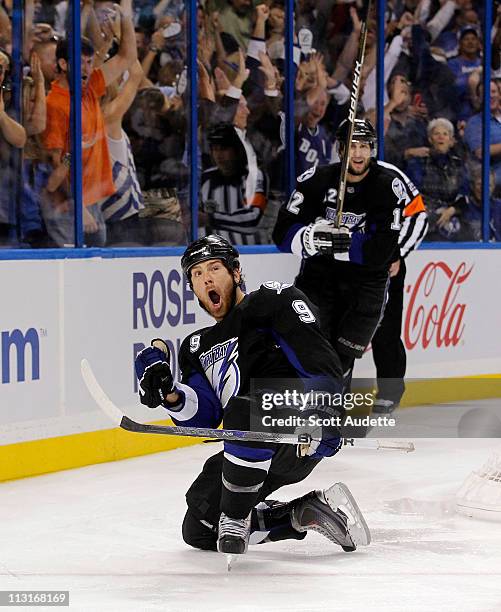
[335,118,377,157]
[181,234,240,285]
[207,123,242,150]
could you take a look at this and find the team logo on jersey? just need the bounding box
[189,334,201,353]
[392,178,411,206]
[297,166,317,182]
[325,206,336,220]
[325,208,365,230]
[199,337,240,408]
[263,281,292,294]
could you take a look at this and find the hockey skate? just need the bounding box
[291,482,371,551]
[218,512,251,571]
[372,398,399,414]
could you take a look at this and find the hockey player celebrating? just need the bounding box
[134,234,370,561]
[273,119,426,387]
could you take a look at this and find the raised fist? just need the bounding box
[135,339,174,408]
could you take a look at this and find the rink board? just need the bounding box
[1,250,500,480]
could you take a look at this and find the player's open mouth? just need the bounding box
[351,159,366,169]
[208,290,221,306]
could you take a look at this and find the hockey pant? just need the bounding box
[296,269,390,384]
[182,446,321,551]
[371,259,406,404]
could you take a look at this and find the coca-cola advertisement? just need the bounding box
[355,251,501,379]
[404,261,473,351]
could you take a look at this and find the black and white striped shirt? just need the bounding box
[200,166,268,245]
[377,161,429,258]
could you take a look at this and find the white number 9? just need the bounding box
[292,300,316,323]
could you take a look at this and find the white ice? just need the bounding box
[1,429,501,611]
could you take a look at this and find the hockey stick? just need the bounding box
[334,0,373,228]
[343,438,415,453]
[82,359,414,452]
[81,359,311,445]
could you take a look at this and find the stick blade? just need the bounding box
[81,358,124,426]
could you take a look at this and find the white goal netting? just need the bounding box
[456,452,501,521]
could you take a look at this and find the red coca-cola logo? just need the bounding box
[404,262,473,350]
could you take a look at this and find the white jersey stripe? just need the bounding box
[399,211,428,257]
[223,452,272,472]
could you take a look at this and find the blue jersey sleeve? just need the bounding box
[162,337,223,428]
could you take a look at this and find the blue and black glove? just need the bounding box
[307,430,343,458]
[297,410,343,459]
[135,339,174,409]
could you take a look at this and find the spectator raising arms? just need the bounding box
[0,49,26,151]
[41,2,137,247]
[0,47,27,246]
[20,51,49,247]
[31,38,58,92]
[101,60,145,247]
[218,0,253,52]
[447,26,482,122]
[368,73,428,169]
[296,87,332,175]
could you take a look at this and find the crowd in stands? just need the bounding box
[1,0,501,248]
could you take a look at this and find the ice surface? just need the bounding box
[1,435,501,611]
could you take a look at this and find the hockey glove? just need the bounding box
[306,433,343,459]
[296,416,343,459]
[135,339,174,409]
[302,219,351,257]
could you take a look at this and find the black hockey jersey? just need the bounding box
[272,160,427,271]
[162,283,343,428]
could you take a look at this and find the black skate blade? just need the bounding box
[218,537,247,555]
[323,482,371,547]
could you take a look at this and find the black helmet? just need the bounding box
[335,118,377,157]
[207,123,241,149]
[181,234,240,285]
